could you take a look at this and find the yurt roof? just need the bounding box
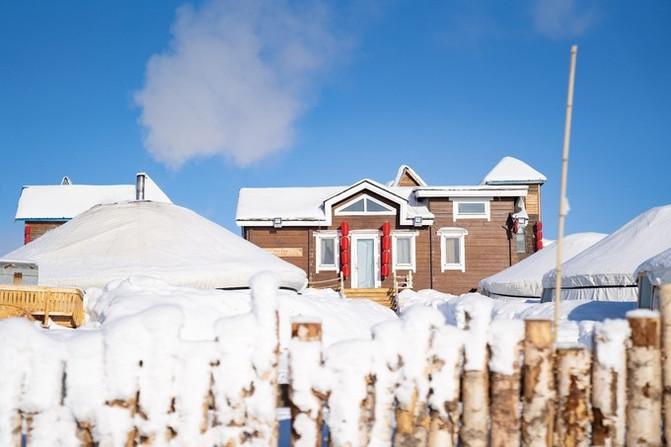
[4,201,307,290]
[635,247,671,287]
[480,232,606,299]
[543,205,671,291]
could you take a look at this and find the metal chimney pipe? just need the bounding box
[136,172,146,201]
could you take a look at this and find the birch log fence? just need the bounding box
[2,284,671,446]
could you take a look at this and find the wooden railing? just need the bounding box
[307,272,345,293]
[0,285,84,327]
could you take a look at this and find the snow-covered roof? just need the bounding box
[391,165,427,187]
[543,205,671,301]
[481,156,546,185]
[236,179,434,227]
[414,184,529,198]
[479,233,607,299]
[4,201,307,290]
[15,174,171,220]
[635,247,671,287]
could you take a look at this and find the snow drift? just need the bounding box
[4,201,307,290]
[542,205,671,302]
[479,232,606,299]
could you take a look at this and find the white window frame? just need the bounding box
[452,199,491,221]
[315,231,339,273]
[335,194,396,216]
[392,231,417,272]
[438,227,468,272]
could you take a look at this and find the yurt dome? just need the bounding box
[542,205,671,302]
[4,201,307,290]
[480,233,606,300]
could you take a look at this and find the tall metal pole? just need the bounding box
[554,45,578,344]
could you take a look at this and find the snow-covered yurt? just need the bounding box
[634,247,671,309]
[3,201,307,290]
[542,205,671,302]
[479,232,606,300]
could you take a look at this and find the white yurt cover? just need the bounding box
[542,205,671,302]
[635,247,671,287]
[480,232,606,300]
[4,201,307,290]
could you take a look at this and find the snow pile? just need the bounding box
[481,156,546,185]
[542,205,671,302]
[480,232,607,299]
[635,246,671,287]
[5,201,307,290]
[488,320,525,375]
[398,288,636,347]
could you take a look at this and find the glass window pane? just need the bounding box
[396,237,411,265]
[444,237,460,264]
[366,199,389,212]
[516,233,526,253]
[340,199,365,212]
[320,238,335,265]
[458,202,486,215]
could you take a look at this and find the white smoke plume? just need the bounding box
[135,0,342,168]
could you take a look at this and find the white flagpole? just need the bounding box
[554,45,578,344]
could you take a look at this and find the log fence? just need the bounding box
[2,284,671,445]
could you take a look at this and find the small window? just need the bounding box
[439,228,467,272]
[515,233,526,253]
[392,232,416,271]
[315,233,339,272]
[453,200,490,221]
[335,195,396,215]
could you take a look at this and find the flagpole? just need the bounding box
[554,45,578,344]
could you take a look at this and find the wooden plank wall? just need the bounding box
[25,221,65,243]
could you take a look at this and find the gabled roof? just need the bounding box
[481,157,546,185]
[236,179,434,227]
[15,173,171,221]
[391,165,427,187]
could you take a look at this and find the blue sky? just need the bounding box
[1,0,669,254]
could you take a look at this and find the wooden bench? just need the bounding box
[0,285,85,328]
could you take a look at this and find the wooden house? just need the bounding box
[236,157,546,296]
[14,173,171,244]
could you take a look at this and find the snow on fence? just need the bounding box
[4,282,671,446]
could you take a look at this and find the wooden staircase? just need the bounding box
[343,288,396,309]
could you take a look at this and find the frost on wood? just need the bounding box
[626,311,662,447]
[488,320,524,447]
[521,319,555,447]
[591,319,629,447]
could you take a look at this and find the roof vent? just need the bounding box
[136,172,146,201]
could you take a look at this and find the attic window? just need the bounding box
[452,199,491,221]
[335,195,396,216]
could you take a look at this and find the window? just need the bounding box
[335,195,396,215]
[315,232,339,272]
[515,233,526,254]
[452,199,490,221]
[438,228,468,272]
[392,232,417,271]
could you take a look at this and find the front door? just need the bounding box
[355,238,376,288]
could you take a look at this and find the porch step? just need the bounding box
[343,288,395,308]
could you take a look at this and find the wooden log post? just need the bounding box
[591,320,629,447]
[289,319,324,447]
[427,325,463,447]
[461,370,488,447]
[521,319,555,447]
[659,284,671,444]
[555,346,591,447]
[488,320,524,447]
[626,311,662,446]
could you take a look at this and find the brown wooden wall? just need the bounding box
[243,189,540,295]
[25,222,65,244]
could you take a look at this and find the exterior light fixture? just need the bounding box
[413,216,423,227]
[273,217,282,228]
